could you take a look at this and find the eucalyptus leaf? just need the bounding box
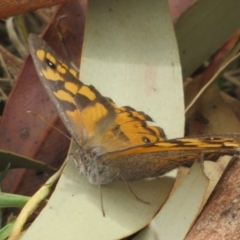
[22,0,183,239]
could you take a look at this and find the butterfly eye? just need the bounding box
[142,136,151,143]
[46,59,56,70]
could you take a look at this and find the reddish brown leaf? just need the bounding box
[0,0,86,196]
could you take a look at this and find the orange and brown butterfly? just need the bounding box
[28,33,240,185]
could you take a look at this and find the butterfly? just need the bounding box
[28,33,240,187]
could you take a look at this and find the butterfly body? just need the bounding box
[73,145,117,185]
[28,34,240,185]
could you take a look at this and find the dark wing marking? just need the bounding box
[29,34,116,147]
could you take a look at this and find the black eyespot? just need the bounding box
[142,136,151,143]
[46,59,56,69]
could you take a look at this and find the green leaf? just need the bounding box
[0,220,16,240]
[0,150,56,174]
[0,193,30,208]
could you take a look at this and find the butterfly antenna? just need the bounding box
[27,111,71,141]
[94,161,106,216]
[119,174,150,205]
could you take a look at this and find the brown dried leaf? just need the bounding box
[0,0,69,19]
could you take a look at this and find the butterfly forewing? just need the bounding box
[29,34,240,185]
[29,34,166,152]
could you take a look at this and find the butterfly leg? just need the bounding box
[119,174,150,205]
[196,151,206,175]
[95,162,106,217]
[196,149,240,179]
[97,176,106,217]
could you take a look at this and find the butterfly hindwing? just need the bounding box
[102,134,240,180]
